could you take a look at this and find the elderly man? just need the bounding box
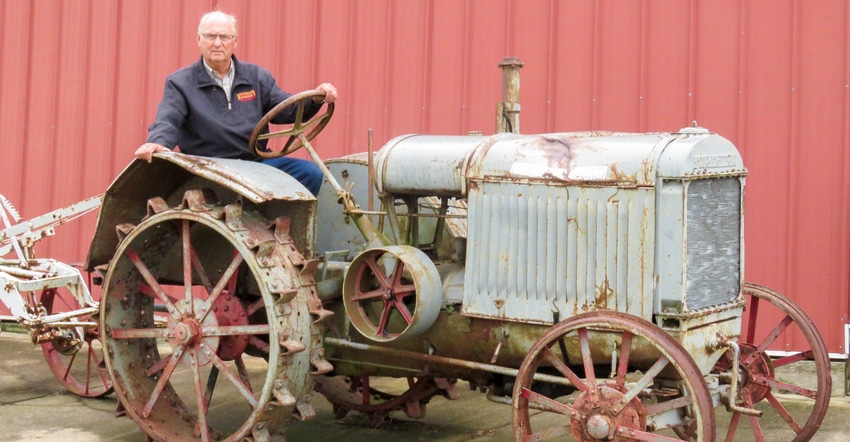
[135,10,337,195]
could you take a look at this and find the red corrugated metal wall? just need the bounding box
[1,0,848,353]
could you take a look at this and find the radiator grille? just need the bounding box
[462,181,654,323]
[685,178,742,310]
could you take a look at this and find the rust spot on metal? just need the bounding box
[596,279,614,309]
[608,163,634,182]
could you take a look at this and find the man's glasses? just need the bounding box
[201,33,235,42]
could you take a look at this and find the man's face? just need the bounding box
[197,17,237,66]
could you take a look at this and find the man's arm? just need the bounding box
[136,77,189,162]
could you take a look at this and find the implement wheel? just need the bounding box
[100,194,318,441]
[40,286,113,397]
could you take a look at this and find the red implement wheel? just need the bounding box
[513,311,715,441]
[101,196,319,442]
[712,283,831,442]
[40,286,113,397]
[314,375,457,423]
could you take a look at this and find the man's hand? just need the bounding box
[313,83,338,104]
[135,143,171,162]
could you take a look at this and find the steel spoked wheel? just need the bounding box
[512,311,715,441]
[314,375,457,422]
[101,197,317,441]
[713,283,831,442]
[343,246,441,342]
[40,287,113,397]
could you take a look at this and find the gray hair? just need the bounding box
[198,11,238,36]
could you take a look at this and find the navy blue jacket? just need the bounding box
[147,56,320,160]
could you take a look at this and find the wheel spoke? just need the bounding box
[142,345,185,418]
[744,395,766,442]
[519,387,575,416]
[350,288,384,302]
[577,328,596,385]
[145,356,171,377]
[200,324,271,336]
[246,298,264,316]
[765,391,803,433]
[203,366,219,410]
[392,298,414,324]
[198,252,244,322]
[127,249,179,316]
[363,255,392,287]
[188,348,210,441]
[181,220,193,312]
[746,315,793,364]
[138,282,179,304]
[724,410,742,442]
[613,356,668,414]
[643,394,694,416]
[175,218,214,294]
[772,349,814,368]
[672,420,697,440]
[209,352,259,408]
[62,351,78,382]
[234,357,254,394]
[87,343,111,390]
[359,377,371,405]
[248,336,270,354]
[111,327,171,339]
[744,296,760,342]
[541,347,587,391]
[389,260,406,290]
[616,331,633,387]
[618,428,689,441]
[756,374,817,399]
[375,301,393,336]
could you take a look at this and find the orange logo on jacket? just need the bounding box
[237,90,256,101]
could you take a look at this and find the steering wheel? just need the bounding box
[249,89,335,159]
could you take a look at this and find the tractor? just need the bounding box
[76,60,830,441]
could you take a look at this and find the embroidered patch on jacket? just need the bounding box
[237,90,257,101]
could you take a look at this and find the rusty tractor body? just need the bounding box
[1,64,814,441]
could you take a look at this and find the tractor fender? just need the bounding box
[86,152,316,270]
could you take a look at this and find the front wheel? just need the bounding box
[513,311,715,441]
[712,283,831,442]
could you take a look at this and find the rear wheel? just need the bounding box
[101,194,322,441]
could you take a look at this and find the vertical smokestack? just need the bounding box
[496,57,524,134]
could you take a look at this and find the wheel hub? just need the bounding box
[737,343,773,403]
[212,292,250,360]
[172,321,199,345]
[586,411,615,440]
[571,385,644,441]
[167,298,220,366]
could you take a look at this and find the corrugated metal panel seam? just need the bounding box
[786,1,801,304]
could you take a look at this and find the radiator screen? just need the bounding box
[685,178,742,310]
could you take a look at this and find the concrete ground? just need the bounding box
[1,330,848,441]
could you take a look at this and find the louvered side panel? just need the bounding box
[462,181,654,324]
